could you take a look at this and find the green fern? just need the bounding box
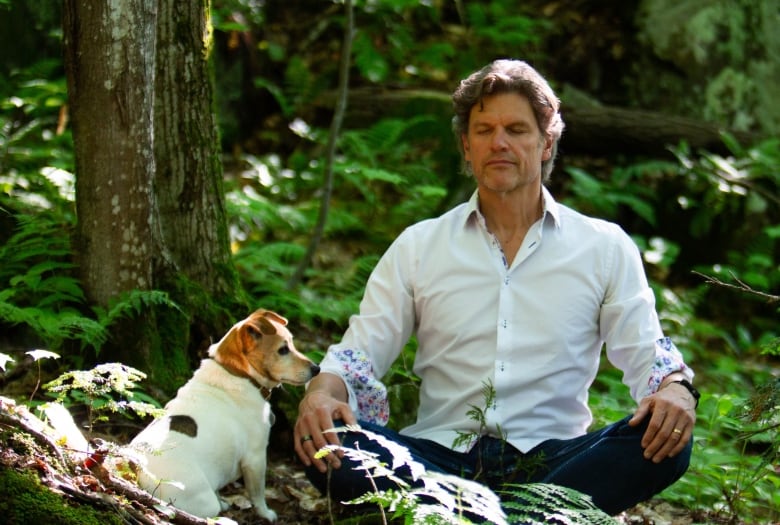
[233,237,375,327]
[0,214,75,291]
[452,380,503,451]
[500,483,618,525]
[321,425,509,525]
[94,289,181,328]
[0,211,110,351]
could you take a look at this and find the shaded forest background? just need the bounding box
[0,0,778,524]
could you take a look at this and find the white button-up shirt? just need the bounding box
[319,187,692,452]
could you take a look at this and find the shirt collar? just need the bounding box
[463,186,563,229]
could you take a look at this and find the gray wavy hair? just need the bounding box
[452,59,565,182]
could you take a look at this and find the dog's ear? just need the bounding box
[246,316,278,338]
[261,310,288,326]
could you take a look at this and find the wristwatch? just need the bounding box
[668,379,700,408]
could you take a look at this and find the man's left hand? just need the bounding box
[628,381,697,463]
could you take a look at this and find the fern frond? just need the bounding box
[501,483,618,525]
[96,289,181,329]
[0,301,107,351]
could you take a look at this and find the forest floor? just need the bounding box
[0,393,723,525]
[0,351,734,525]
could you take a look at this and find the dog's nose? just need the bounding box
[310,364,320,377]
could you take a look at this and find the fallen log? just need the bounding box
[313,87,762,158]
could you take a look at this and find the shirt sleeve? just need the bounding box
[317,229,418,425]
[320,348,390,424]
[645,336,694,397]
[600,225,694,402]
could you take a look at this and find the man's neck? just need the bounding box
[478,185,543,241]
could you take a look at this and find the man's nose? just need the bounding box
[490,129,509,149]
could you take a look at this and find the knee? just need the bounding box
[302,422,387,502]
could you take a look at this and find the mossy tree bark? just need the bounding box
[152,0,246,364]
[63,1,159,373]
[63,1,245,391]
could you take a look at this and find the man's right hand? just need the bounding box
[294,377,357,473]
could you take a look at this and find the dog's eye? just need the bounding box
[278,345,290,355]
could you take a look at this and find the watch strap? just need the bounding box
[669,379,700,408]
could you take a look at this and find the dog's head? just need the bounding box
[211,309,320,390]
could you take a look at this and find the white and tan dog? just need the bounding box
[130,309,319,521]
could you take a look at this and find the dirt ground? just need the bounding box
[0,398,703,525]
[0,359,719,525]
[218,455,701,525]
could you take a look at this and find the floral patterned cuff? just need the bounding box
[330,348,390,425]
[645,336,693,397]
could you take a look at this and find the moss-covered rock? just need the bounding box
[0,467,125,525]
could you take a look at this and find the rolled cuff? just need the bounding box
[319,348,389,425]
[644,337,694,397]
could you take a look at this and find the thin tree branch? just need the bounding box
[693,270,779,303]
[288,0,354,289]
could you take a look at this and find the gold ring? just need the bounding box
[300,435,313,443]
[672,428,682,434]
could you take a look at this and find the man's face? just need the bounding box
[461,92,552,194]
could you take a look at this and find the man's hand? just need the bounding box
[628,381,697,463]
[294,377,357,473]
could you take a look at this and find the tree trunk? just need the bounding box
[154,0,245,352]
[63,1,245,391]
[63,1,158,364]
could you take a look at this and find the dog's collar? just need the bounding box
[258,385,274,400]
[211,359,277,400]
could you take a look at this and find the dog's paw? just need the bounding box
[255,504,277,523]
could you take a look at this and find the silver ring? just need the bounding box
[300,435,313,444]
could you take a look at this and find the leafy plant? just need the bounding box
[0,218,181,357]
[452,380,503,451]
[226,116,449,328]
[563,163,661,226]
[317,424,617,525]
[44,362,163,432]
[0,213,107,352]
[663,390,780,523]
[318,424,509,525]
[501,483,618,525]
[670,136,780,245]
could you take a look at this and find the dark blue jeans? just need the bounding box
[304,415,692,516]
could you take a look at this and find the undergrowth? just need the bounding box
[1,45,779,525]
[317,424,619,525]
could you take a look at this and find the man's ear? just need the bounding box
[461,133,471,160]
[541,134,553,161]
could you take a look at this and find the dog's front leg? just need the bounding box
[241,452,277,523]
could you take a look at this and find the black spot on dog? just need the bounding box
[168,414,198,438]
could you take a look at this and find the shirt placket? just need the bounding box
[490,222,543,435]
